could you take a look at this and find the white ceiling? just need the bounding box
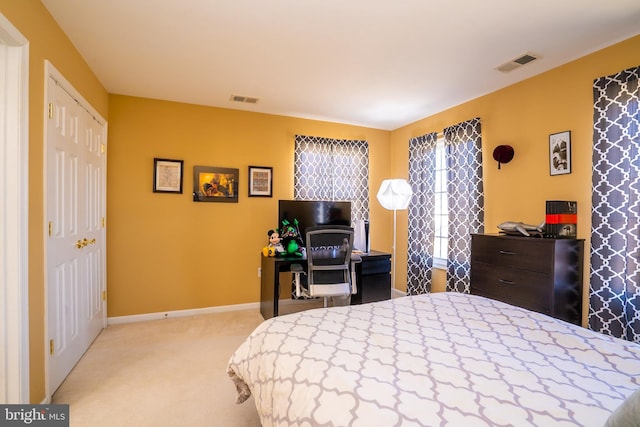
[41,0,640,131]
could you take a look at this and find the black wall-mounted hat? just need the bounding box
[493,145,514,169]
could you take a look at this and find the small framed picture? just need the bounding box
[193,166,239,203]
[549,131,571,176]
[153,158,184,193]
[248,166,273,197]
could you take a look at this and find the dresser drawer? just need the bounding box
[471,262,552,315]
[353,273,391,304]
[360,256,391,276]
[471,235,553,274]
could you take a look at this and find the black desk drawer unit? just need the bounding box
[470,234,584,325]
[351,251,391,305]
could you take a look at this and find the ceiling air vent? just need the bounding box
[496,52,539,73]
[230,94,260,104]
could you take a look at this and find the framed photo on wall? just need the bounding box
[153,158,184,193]
[193,166,239,202]
[248,166,273,197]
[549,130,571,176]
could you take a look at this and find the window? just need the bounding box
[433,137,448,268]
[589,66,640,342]
[407,119,483,295]
[293,135,369,221]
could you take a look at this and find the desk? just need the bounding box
[260,250,391,319]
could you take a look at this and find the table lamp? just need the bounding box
[376,179,413,294]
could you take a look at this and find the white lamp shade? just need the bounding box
[377,179,413,210]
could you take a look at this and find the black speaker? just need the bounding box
[364,220,370,253]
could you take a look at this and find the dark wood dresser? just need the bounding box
[470,234,584,325]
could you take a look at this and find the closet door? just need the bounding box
[46,69,107,394]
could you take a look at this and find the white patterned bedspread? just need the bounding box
[227,293,640,426]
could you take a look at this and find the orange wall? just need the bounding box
[390,35,640,316]
[0,0,109,403]
[107,95,391,316]
[109,32,640,321]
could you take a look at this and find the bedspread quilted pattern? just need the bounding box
[227,293,640,427]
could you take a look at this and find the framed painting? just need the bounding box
[248,166,273,197]
[193,166,239,203]
[153,158,184,193]
[549,130,571,176]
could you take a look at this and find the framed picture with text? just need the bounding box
[549,130,571,176]
[248,166,273,197]
[153,158,184,193]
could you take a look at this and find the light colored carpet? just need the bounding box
[52,309,266,427]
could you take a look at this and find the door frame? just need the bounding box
[0,12,30,404]
[43,60,108,400]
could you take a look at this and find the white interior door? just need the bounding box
[45,65,106,394]
[82,107,106,342]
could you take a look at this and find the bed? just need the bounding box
[227,293,640,426]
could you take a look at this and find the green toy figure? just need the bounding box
[279,219,304,258]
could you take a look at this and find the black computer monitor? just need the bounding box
[278,200,351,243]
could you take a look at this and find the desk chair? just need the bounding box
[292,225,362,308]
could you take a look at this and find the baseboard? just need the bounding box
[107,301,261,325]
[108,291,407,325]
[392,288,407,298]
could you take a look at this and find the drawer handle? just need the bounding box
[498,279,515,285]
[499,250,517,255]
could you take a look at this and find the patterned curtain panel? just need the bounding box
[443,118,484,293]
[590,66,640,343]
[406,132,438,295]
[294,135,370,221]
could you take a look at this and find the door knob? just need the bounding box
[76,238,96,248]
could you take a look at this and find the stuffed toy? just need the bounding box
[262,229,285,257]
[279,219,304,258]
